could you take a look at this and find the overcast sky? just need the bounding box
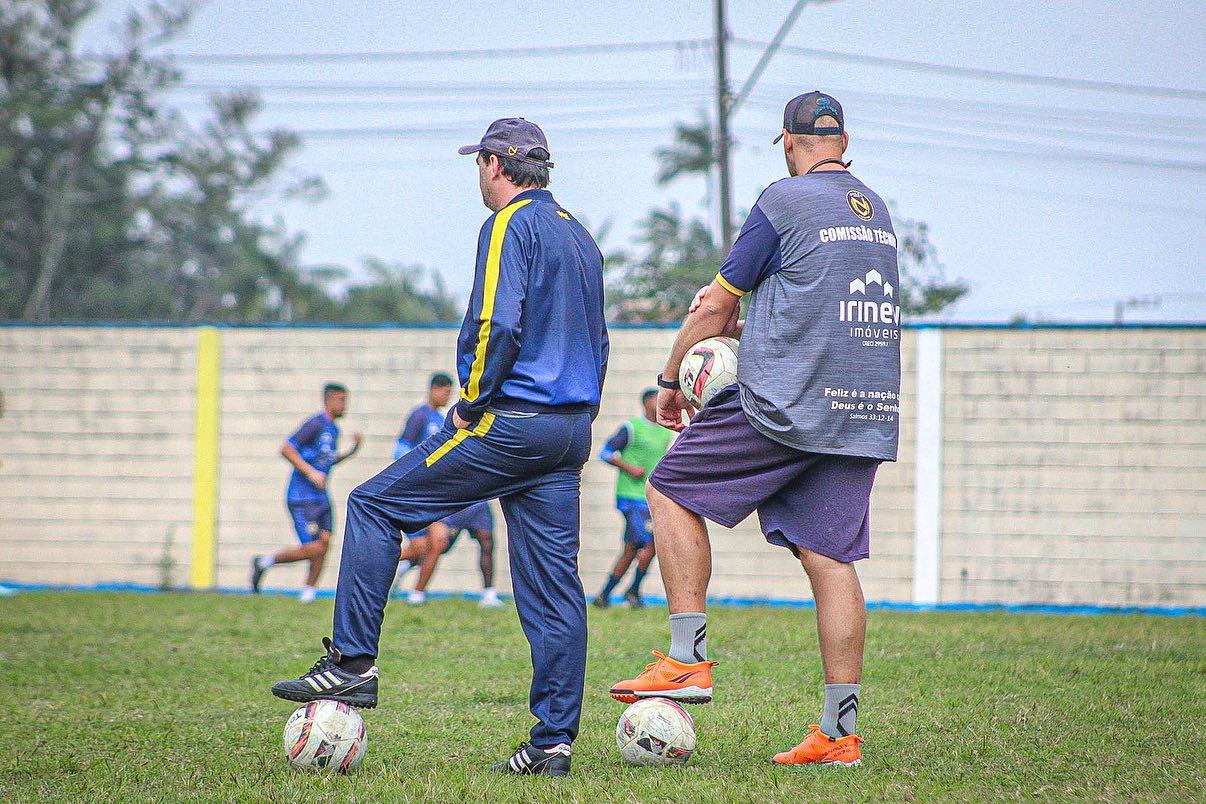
[85,0,1206,322]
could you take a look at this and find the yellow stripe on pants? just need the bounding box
[190,327,221,589]
[425,413,496,467]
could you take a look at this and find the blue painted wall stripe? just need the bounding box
[2,582,1201,617]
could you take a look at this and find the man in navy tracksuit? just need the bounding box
[272,118,609,777]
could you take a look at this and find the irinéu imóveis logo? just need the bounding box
[846,190,874,221]
[839,268,901,344]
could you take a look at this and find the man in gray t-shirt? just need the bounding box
[609,92,900,769]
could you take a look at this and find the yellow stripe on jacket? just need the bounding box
[464,199,532,403]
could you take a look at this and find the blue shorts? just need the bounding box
[617,498,654,547]
[444,501,494,534]
[288,500,333,544]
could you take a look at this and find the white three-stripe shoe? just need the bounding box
[492,742,572,776]
[271,637,379,709]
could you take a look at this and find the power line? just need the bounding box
[748,82,1206,132]
[175,79,708,97]
[167,39,710,64]
[731,38,1206,101]
[742,98,1206,150]
[282,120,1206,172]
[173,77,1206,133]
[162,37,1204,100]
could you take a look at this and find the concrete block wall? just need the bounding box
[940,328,1205,606]
[0,324,1201,608]
[0,327,196,586]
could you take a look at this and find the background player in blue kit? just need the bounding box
[393,372,454,460]
[251,383,362,603]
[593,389,673,609]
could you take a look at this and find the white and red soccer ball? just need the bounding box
[678,336,739,409]
[283,700,367,774]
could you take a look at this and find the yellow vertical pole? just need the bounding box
[190,327,221,589]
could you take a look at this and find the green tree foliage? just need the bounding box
[0,1,453,323]
[607,118,968,322]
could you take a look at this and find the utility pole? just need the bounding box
[713,0,734,256]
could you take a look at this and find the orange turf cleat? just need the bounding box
[609,651,716,704]
[772,724,864,767]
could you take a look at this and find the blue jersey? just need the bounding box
[454,188,609,423]
[286,412,339,503]
[394,403,445,460]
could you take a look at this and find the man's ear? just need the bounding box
[841,131,850,152]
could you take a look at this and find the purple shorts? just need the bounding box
[649,386,879,563]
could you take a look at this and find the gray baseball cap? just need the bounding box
[458,117,554,168]
[773,91,844,144]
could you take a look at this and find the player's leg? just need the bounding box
[298,530,331,603]
[496,467,585,774]
[593,542,637,608]
[622,503,656,608]
[765,456,877,767]
[471,528,502,607]
[408,521,450,605]
[610,386,806,704]
[392,530,428,594]
[624,543,656,608]
[252,502,327,594]
[271,421,495,708]
[297,504,335,603]
[491,411,591,777]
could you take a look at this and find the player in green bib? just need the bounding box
[592,389,674,608]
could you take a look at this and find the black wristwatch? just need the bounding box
[656,373,681,390]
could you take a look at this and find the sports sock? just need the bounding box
[396,559,412,576]
[626,567,648,596]
[339,654,375,674]
[669,612,707,663]
[598,573,622,600]
[819,683,861,738]
[257,555,275,569]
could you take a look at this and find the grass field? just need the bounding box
[1,591,1202,802]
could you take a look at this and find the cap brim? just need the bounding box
[457,144,483,155]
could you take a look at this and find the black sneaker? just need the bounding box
[250,556,266,594]
[625,589,644,609]
[271,638,379,709]
[492,742,572,776]
[591,595,610,609]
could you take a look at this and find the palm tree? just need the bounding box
[653,116,715,187]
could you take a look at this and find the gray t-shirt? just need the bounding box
[717,171,901,460]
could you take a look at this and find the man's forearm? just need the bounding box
[608,455,642,476]
[663,299,738,379]
[281,443,315,475]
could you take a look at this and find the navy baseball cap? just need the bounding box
[458,117,554,168]
[772,91,844,144]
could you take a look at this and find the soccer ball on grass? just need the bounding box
[283,700,367,774]
[616,697,697,766]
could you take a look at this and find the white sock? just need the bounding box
[407,589,426,604]
[257,555,275,569]
[396,559,413,576]
[482,586,497,597]
[299,585,316,603]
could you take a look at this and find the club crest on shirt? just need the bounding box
[846,190,874,221]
